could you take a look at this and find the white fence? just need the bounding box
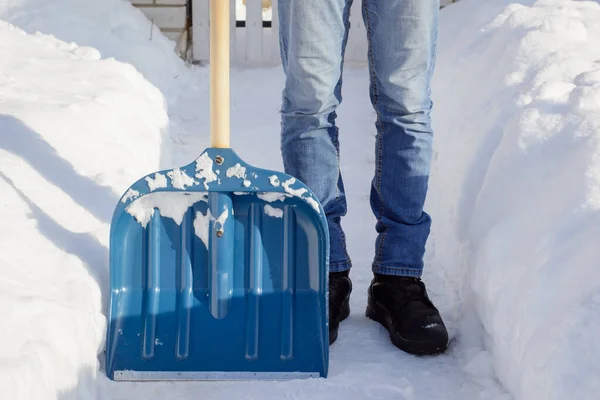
[192,0,281,66]
[192,0,456,66]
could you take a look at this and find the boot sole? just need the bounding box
[329,300,350,345]
[366,298,448,356]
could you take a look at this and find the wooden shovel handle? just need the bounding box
[210,0,230,148]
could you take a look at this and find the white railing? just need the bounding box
[192,0,457,66]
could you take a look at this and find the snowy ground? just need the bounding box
[1,0,599,399]
[95,65,510,400]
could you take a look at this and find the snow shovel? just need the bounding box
[105,0,329,381]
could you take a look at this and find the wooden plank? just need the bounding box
[163,30,184,41]
[230,0,237,62]
[234,0,244,64]
[157,0,188,5]
[140,6,186,29]
[269,0,279,63]
[245,0,263,65]
[192,0,210,61]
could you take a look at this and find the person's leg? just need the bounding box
[364,0,438,276]
[278,0,353,274]
[278,0,353,344]
[362,0,448,355]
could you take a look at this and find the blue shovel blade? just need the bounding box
[106,148,329,380]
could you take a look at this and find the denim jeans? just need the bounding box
[278,0,439,277]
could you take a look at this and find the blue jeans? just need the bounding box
[278,0,439,277]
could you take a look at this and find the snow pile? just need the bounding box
[0,0,210,168]
[427,0,600,399]
[0,0,187,94]
[0,14,168,400]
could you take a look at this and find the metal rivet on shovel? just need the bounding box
[215,156,224,165]
[216,230,224,237]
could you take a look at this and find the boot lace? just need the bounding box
[390,278,433,309]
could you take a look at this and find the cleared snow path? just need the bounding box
[97,66,509,400]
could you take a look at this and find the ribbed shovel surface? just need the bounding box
[106,149,329,380]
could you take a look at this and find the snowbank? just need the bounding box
[0,17,167,400]
[0,0,186,94]
[0,0,210,168]
[427,0,600,398]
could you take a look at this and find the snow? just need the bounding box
[0,4,168,396]
[121,188,140,203]
[425,0,600,399]
[269,175,280,187]
[279,178,320,212]
[193,206,229,247]
[166,167,197,190]
[125,192,208,228]
[145,173,168,191]
[258,192,288,203]
[193,209,212,249]
[226,163,247,179]
[282,178,308,197]
[214,206,230,233]
[195,153,218,189]
[305,197,321,213]
[0,0,205,170]
[264,204,284,218]
[2,0,600,400]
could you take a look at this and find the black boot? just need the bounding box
[366,273,448,355]
[329,270,352,345]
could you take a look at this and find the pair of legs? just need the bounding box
[278,0,448,353]
[278,0,439,277]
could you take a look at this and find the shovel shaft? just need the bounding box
[210,0,230,148]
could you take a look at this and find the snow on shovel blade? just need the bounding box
[106,148,329,380]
